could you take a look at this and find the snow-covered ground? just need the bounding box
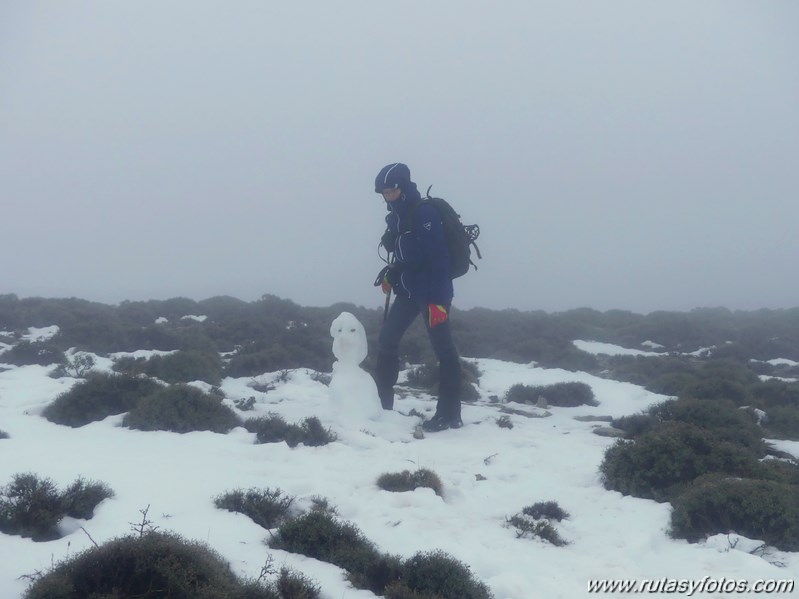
[0,332,797,598]
[572,339,662,357]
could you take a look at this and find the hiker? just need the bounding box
[373,162,463,432]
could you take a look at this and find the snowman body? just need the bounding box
[329,312,382,420]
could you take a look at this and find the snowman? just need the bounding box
[328,312,383,421]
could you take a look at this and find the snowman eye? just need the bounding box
[350,328,356,332]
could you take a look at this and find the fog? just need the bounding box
[2,1,797,313]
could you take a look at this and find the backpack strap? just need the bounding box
[403,198,430,235]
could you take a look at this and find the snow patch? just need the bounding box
[22,325,60,342]
[180,315,207,322]
[572,339,661,357]
[109,349,179,360]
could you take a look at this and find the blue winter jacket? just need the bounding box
[376,164,453,305]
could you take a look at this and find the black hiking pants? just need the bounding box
[375,293,461,418]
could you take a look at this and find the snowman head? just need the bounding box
[330,312,368,365]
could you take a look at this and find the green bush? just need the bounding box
[214,488,294,530]
[611,413,656,437]
[0,473,63,541]
[505,382,597,407]
[273,567,322,599]
[22,531,315,599]
[522,501,569,521]
[2,340,66,367]
[646,398,764,452]
[671,476,799,551]
[759,458,799,486]
[391,550,493,599]
[506,501,569,547]
[123,384,240,433]
[600,422,761,501]
[115,350,224,386]
[270,513,492,597]
[269,512,397,594]
[60,477,115,520]
[750,379,799,410]
[225,336,331,378]
[404,359,480,402]
[763,406,799,440]
[377,469,443,497]
[506,515,567,546]
[244,414,337,448]
[52,353,96,378]
[0,473,112,541]
[43,372,163,427]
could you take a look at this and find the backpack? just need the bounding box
[406,186,482,279]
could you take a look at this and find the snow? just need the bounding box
[759,375,799,383]
[328,312,383,422]
[768,358,799,367]
[684,346,715,357]
[180,314,208,322]
[0,323,796,598]
[572,339,661,357]
[109,349,179,360]
[22,326,60,342]
[641,340,665,350]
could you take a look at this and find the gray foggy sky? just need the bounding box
[2,1,798,313]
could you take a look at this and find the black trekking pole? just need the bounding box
[383,286,391,323]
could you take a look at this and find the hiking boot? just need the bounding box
[422,414,463,432]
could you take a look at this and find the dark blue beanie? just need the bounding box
[375,163,411,193]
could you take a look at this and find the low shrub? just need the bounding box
[22,531,316,599]
[646,398,764,452]
[0,473,63,541]
[244,414,337,448]
[750,379,799,410]
[270,512,492,598]
[404,359,481,402]
[759,458,799,486]
[269,512,396,593]
[0,430,8,439]
[123,384,240,433]
[377,469,443,497]
[43,372,163,427]
[1,340,66,367]
[506,501,569,547]
[600,422,761,501]
[52,353,96,378]
[0,473,112,541]
[505,382,597,407]
[522,501,569,522]
[273,567,322,599]
[496,415,513,429]
[60,477,114,520]
[506,515,567,546]
[300,416,338,446]
[671,476,799,551]
[763,405,799,440]
[214,487,294,529]
[115,350,224,386]
[611,413,655,437]
[615,399,764,451]
[390,550,494,599]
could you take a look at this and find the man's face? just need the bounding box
[381,187,402,202]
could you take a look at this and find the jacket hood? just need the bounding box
[375,163,422,209]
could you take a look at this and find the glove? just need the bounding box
[428,304,448,328]
[381,275,392,295]
[381,230,397,251]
